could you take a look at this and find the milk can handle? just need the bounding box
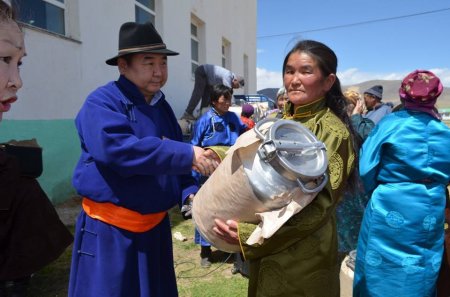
[253,117,278,140]
[297,173,328,194]
[273,140,326,153]
[257,140,326,162]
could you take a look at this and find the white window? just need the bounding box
[191,23,199,76]
[243,54,249,94]
[135,0,155,24]
[191,15,204,78]
[221,45,226,68]
[221,38,231,69]
[13,0,66,35]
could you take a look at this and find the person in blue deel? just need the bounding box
[189,84,247,268]
[353,70,450,296]
[68,22,218,297]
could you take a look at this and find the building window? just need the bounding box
[191,15,204,78]
[135,0,155,24]
[222,45,226,68]
[222,38,231,69]
[243,54,249,94]
[191,23,199,76]
[13,0,66,35]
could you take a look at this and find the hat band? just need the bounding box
[118,43,167,55]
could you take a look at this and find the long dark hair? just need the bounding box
[283,40,362,193]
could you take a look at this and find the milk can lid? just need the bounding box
[268,120,328,179]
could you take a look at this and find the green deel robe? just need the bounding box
[238,97,355,297]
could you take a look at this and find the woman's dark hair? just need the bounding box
[0,1,15,22]
[283,39,362,193]
[210,84,233,105]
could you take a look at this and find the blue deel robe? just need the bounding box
[69,75,198,297]
[190,108,246,246]
[353,110,450,297]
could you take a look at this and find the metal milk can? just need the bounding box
[243,118,328,209]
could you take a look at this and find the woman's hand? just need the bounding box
[213,218,239,245]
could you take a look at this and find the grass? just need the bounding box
[27,225,74,297]
[171,208,248,297]
[27,201,249,297]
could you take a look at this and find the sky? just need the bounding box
[256,0,450,90]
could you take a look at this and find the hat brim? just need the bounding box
[105,48,179,66]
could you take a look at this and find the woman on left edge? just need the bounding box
[0,2,73,297]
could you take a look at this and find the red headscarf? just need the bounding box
[399,70,443,120]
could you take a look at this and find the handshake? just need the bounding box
[191,146,221,176]
[183,147,224,220]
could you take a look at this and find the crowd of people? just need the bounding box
[1,1,450,296]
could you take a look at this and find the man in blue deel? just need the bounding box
[68,22,218,297]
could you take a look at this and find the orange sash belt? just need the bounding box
[82,197,167,233]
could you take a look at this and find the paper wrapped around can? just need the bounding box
[192,119,328,252]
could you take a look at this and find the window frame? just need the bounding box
[221,38,231,69]
[190,22,200,77]
[44,0,65,9]
[135,0,156,24]
[14,0,67,36]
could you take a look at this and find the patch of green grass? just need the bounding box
[170,206,248,296]
[28,226,75,297]
[179,274,248,297]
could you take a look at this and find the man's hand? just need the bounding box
[203,148,221,164]
[192,146,219,176]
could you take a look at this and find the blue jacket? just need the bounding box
[190,108,247,148]
[363,103,391,124]
[190,107,246,246]
[72,75,198,213]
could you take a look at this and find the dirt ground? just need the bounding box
[54,196,82,227]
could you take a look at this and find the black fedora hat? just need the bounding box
[106,22,179,66]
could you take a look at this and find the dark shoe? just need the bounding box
[200,257,212,268]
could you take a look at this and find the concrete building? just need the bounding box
[1,0,257,202]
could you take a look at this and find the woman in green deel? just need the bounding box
[214,39,360,297]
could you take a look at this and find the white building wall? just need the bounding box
[5,0,257,120]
